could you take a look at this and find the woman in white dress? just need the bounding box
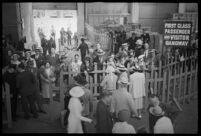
[67,86,92,133]
[129,55,146,119]
[40,61,56,98]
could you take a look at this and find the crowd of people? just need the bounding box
[2,25,197,133]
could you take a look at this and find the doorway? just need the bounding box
[33,10,77,52]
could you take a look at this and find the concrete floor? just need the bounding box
[2,98,197,133]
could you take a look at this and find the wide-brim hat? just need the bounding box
[116,64,127,71]
[97,49,105,56]
[61,55,67,60]
[69,86,85,98]
[149,49,155,53]
[25,50,32,55]
[31,51,36,56]
[138,54,145,60]
[81,36,87,41]
[136,39,143,45]
[35,47,42,52]
[12,53,20,59]
[149,106,165,116]
[106,66,115,73]
[122,43,129,47]
[74,73,88,85]
[118,109,130,122]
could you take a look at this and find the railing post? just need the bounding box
[162,69,167,103]
[49,83,54,122]
[173,61,177,100]
[178,61,183,102]
[5,83,12,128]
[60,70,64,111]
[94,63,98,96]
[183,55,188,104]
[167,61,171,103]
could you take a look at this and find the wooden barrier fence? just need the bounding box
[2,54,197,124]
[48,53,197,121]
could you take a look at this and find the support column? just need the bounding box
[77,3,85,36]
[131,3,139,23]
[20,3,34,49]
[16,3,23,40]
[178,3,186,13]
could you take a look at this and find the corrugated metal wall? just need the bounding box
[86,2,129,27]
[139,3,178,33]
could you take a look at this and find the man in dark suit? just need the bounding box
[46,47,60,68]
[127,33,138,51]
[16,63,38,119]
[41,34,48,56]
[31,48,45,68]
[47,34,56,55]
[77,38,89,63]
[96,91,113,133]
[93,50,105,70]
[141,29,150,45]
[27,60,46,114]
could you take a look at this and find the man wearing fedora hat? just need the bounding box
[11,53,21,68]
[16,63,39,119]
[149,105,174,133]
[127,33,138,51]
[31,47,45,68]
[93,48,105,70]
[110,73,138,121]
[96,90,113,133]
[140,28,150,45]
[77,38,89,63]
[25,51,37,68]
[147,92,180,133]
[41,34,48,56]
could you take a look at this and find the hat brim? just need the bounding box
[69,87,85,98]
[74,76,88,85]
[117,65,127,71]
[149,107,165,116]
[12,54,20,58]
[97,52,105,56]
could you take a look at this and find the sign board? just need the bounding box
[164,20,192,47]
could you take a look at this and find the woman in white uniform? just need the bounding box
[67,86,92,133]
